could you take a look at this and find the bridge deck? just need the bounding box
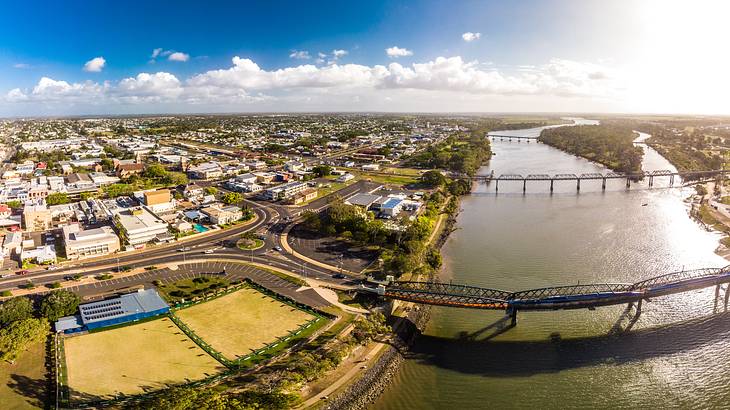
[382,266,730,311]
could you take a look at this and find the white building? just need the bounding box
[262,181,308,201]
[337,173,355,183]
[62,223,121,260]
[114,207,171,248]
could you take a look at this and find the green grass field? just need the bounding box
[0,341,46,409]
[64,317,224,400]
[175,287,315,360]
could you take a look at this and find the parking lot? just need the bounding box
[288,224,379,274]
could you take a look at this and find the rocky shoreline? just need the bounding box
[324,199,461,409]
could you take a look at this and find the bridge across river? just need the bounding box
[471,169,728,192]
[371,266,730,325]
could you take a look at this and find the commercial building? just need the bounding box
[54,288,170,333]
[289,188,318,205]
[188,162,223,180]
[143,189,176,214]
[114,207,171,248]
[23,201,52,231]
[262,181,308,201]
[62,223,120,260]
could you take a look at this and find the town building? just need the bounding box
[201,204,243,225]
[289,188,318,205]
[23,201,52,231]
[188,162,223,180]
[337,173,355,183]
[346,193,382,210]
[262,181,308,201]
[114,207,171,248]
[143,189,176,214]
[54,288,170,333]
[116,162,145,178]
[62,223,121,260]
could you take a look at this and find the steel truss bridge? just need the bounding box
[471,169,728,192]
[379,266,730,325]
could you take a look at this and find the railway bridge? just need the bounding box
[472,169,727,192]
[365,266,730,326]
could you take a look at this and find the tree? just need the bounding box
[222,192,243,205]
[0,318,48,362]
[144,164,168,179]
[420,170,447,188]
[6,200,22,209]
[0,297,33,327]
[40,290,80,321]
[204,186,218,195]
[312,165,332,177]
[46,192,70,206]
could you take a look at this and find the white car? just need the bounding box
[203,249,215,254]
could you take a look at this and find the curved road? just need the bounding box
[0,199,361,295]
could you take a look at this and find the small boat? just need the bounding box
[642,203,648,206]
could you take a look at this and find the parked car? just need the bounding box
[16,270,29,275]
[274,246,283,252]
[332,273,346,279]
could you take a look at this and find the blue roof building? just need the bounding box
[54,288,169,333]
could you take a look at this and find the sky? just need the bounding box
[1,0,729,116]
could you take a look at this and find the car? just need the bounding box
[177,247,191,252]
[203,249,215,254]
[0,273,13,278]
[273,246,283,252]
[16,270,29,275]
[332,273,346,279]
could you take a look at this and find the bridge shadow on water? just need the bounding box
[403,311,730,377]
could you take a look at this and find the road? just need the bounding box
[0,185,368,296]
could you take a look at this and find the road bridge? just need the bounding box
[473,169,727,192]
[369,266,730,326]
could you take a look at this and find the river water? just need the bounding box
[374,122,730,409]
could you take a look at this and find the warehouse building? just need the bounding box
[54,288,169,333]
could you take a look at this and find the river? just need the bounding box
[373,121,730,409]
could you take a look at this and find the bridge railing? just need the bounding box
[382,265,730,309]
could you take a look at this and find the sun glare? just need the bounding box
[629,0,730,113]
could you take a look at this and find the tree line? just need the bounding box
[539,124,644,174]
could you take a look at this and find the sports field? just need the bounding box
[0,341,46,409]
[64,317,224,400]
[175,287,315,360]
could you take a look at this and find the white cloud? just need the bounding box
[289,50,311,60]
[462,32,481,42]
[385,46,413,58]
[168,52,190,62]
[151,48,163,59]
[2,55,620,113]
[117,72,183,101]
[13,63,30,69]
[83,57,106,72]
[332,49,348,58]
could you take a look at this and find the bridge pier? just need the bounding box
[576,178,581,192]
[626,178,631,189]
[670,175,674,186]
[495,180,499,192]
[649,175,654,187]
[550,179,554,193]
[522,179,526,193]
[601,178,607,191]
[510,308,518,327]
